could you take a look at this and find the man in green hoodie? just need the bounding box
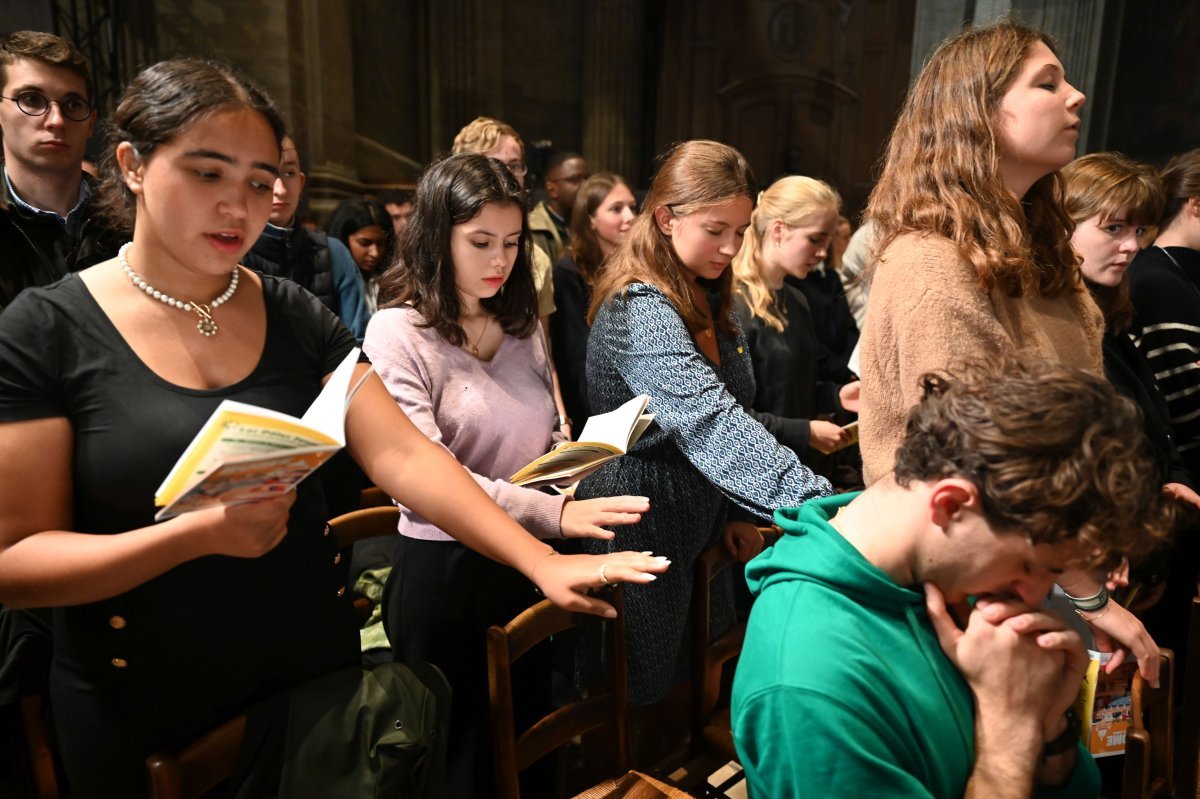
[732,357,1171,799]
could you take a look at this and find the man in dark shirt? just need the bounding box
[0,31,116,310]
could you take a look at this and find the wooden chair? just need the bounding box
[358,485,392,509]
[1123,649,1175,799]
[326,505,400,622]
[689,540,744,768]
[689,528,777,765]
[488,586,688,798]
[142,507,401,797]
[1179,596,1200,799]
[145,716,247,799]
[18,692,62,799]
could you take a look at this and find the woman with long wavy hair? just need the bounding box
[859,20,1161,684]
[579,140,831,711]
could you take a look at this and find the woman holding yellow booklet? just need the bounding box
[0,59,667,796]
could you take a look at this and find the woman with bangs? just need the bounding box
[579,140,832,711]
[859,21,1162,684]
[1063,152,1200,672]
[730,175,859,467]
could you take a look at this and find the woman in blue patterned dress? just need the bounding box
[579,141,833,707]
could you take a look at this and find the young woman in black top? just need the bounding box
[0,58,666,796]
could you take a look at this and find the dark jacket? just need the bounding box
[0,172,118,311]
[244,223,337,311]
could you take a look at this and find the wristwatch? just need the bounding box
[1042,708,1081,761]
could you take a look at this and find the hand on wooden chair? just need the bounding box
[531,551,670,618]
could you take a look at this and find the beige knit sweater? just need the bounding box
[859,233,1104,485]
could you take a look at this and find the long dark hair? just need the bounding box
[96,58,284,234]
[568,173,629,285]
[325,198,392,274]
[377,153,537,344]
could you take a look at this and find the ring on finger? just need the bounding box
[599,563,609,585]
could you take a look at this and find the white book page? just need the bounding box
[575,394,651,451]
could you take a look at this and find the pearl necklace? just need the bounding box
[118,242,239,337]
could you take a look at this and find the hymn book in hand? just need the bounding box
[154,348,369,520]
[509,394,654,488]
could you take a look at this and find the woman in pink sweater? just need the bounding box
[859,21,1161,684]
[363,152,652,799]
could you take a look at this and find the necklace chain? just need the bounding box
[118,242,239,337]
[464,314,492,358]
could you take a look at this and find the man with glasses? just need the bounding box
[529,150,589,263]
[0,30,115,310]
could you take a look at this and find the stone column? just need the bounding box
[425,0,504,153]
[581,0,646,180]
[284,0,360,205]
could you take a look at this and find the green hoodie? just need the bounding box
[731,493,1099,799]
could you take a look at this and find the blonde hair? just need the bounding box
[451,116,523,157]
[589,140,756,335]
[732,176,841,331]
[865,21,1079,299]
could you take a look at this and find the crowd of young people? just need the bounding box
[0,18,1197,799]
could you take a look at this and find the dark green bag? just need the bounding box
[230,662,450,799]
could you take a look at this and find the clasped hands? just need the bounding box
[925,584,1088,742]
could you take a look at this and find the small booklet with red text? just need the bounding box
[153,348,370,520]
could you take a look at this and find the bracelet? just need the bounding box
[1075,602,1111,622]
[1063,585,1109,612]
[558,414,572,427]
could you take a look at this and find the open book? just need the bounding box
[153,348,370,520]
[509,394,654,488]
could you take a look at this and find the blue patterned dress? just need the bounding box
[578,283,833,705]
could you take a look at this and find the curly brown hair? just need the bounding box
[894,355,1173,565]
[864,21,1080,300]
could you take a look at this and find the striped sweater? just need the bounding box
[1129,244,1200,475]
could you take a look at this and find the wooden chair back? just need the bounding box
[689,528,776,762]
[1180,597,1200,799]
[19,692,61,799]
[690,540,744,759]
[145,715,247,799]
[142,506,400,797]
[1123,649,1175,799]
[487,586,630,799]
[326,505,400,622]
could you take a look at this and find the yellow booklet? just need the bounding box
[1073,649,1135,757]
[153,348,369,520]
[509,394,654,488]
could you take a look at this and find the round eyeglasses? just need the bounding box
[1,90,92,122]
[503,160,528,178]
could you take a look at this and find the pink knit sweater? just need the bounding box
[364,305,567,541]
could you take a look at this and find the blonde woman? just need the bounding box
[731,176,859,463]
